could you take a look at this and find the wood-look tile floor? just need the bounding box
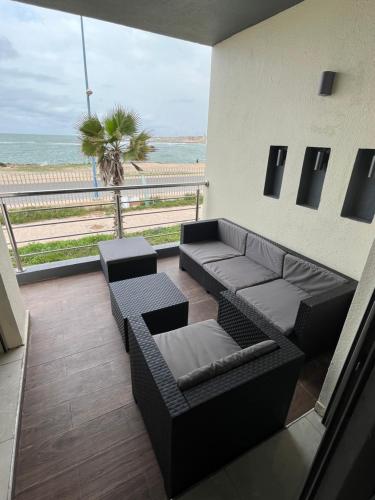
[15,256,329,499]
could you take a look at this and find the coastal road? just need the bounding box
[7,205,197,247]
[0,173,205,207]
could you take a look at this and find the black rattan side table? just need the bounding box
[109,272,188,351]
[99,237,157,283]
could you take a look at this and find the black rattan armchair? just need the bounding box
[128,291,304,498]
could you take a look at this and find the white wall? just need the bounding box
[0,233,28,500]
[0,230,27,349]
[317,239,375,414]
[205,0,375,280]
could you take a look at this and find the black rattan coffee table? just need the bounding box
[109,272,189,351]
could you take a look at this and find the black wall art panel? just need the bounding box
[296,147,331,209]
[341,149,375,223]
[264,146,288,198]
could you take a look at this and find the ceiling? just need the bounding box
[15,0,303,46]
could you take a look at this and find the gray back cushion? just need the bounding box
[283,254,347,296]
[218,220,247,254]
[177,340,277,391]
[246,233,286,275]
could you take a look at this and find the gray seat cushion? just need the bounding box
[177,340,278,391]
[218,220,247,254]
[153,319,241,379]
[98,236,156,263]
[237,279,310,335]
[180,241,242,265]
[245,233,286,275]
[283,254,347,296]
[204,256,278,292]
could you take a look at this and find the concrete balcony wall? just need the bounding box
[317,238,375,414]
[0,230,28,500]
[0,229,27,349]
[205,0,375,280]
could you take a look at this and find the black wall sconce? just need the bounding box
[319,71,336,96]
[368,154,375,179]
[276,148,286,167]
[314,149,329,171]
[296,147,331,209]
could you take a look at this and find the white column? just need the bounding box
[0,229,27,349]
[316,239,375,416]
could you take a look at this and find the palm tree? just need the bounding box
[78,106,154,185]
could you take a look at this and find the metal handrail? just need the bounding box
[0,180,209,199]
[9,201,114,213]
[1,202,23,272]
[13,214,114,229]
[0,180,208,273]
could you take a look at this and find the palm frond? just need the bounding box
[80,137,98,157]
[78,115,104,138]
[79,135,106,158]
[104,105,138,139]
[130,161,143,172]
[124,130,155,162]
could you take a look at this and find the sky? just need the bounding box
[0,0,211,136]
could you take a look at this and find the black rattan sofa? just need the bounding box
[180,219,357,357]
[129,291,304,498]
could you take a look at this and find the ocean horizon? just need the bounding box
[0,133,207,165]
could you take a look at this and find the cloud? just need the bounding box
[0,84,80,133]
[168,98,195,104]
[1,67,62,83]
[0,0,211,136]
[0,35,18,60]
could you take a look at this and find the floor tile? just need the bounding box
[299,354,330,399]
[23,355,129,415]
[225,414,322,500]
[287,383,316,424]
[78,432,154,499]
[188,297,218,323]
[25,357,66,391]
[99,469,166,500]
[16,405,144,494]
[0,346,25,366]
[305,409,325,437]
[20,402,72,449]
[64,339,125,377]
[0,360,23,443]
[70,381,133,427]
[16,256,329,499]
[14,468,81,500]
[178,469,240,500]
[0,411,17,445]
[0,360,23,414]
[0,439,14,500]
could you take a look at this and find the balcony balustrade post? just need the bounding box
[195,188,200,221]
[1,200,23,272]
[114,189,124,239]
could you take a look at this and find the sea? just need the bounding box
[0,133,207,165]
